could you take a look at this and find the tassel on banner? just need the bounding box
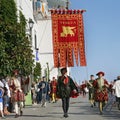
[73,47,79,66]
[53,48,59,68]
[79,13,86,66]
[67,48,74,67]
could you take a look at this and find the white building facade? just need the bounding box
[15,0,69,80]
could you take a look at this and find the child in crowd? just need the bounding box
[0,86,6,119]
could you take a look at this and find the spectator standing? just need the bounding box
[0,86,6,119]
[112,76,120,110]
[38,77,50,107]
[2,78,10,115]
[31,82,37,105]
[36,79,42,104]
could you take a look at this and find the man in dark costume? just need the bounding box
[57,68,79,118]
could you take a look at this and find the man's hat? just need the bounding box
[61,67,67,74]
[96,71,105,76]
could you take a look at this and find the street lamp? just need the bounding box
[28,18,34,43]
[28,18,34,31]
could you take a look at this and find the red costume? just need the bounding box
[50,80,57,94]
[93,72,109,102]
[81,83,86,91]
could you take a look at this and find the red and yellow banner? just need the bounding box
[51,10,86,67]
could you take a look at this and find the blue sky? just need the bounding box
[69,0,120,84]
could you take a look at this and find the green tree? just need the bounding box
[0,0,17,76]
[0,0,34,76]
[33,62,42,82]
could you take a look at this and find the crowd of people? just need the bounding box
[79,71,120,115]
[30,68,79,118]
[0,70,29,119]
[31,76,57,106]
[31,69,120,117]
[0,68,120,119]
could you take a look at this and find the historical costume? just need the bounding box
[93,71,109,114]
[50,77,57,103]
[10,70,25,118]
[80,81,87,97]
[87,75,96,107]
[57,68,79,118]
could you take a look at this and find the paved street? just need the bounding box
[6,94,120,120]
